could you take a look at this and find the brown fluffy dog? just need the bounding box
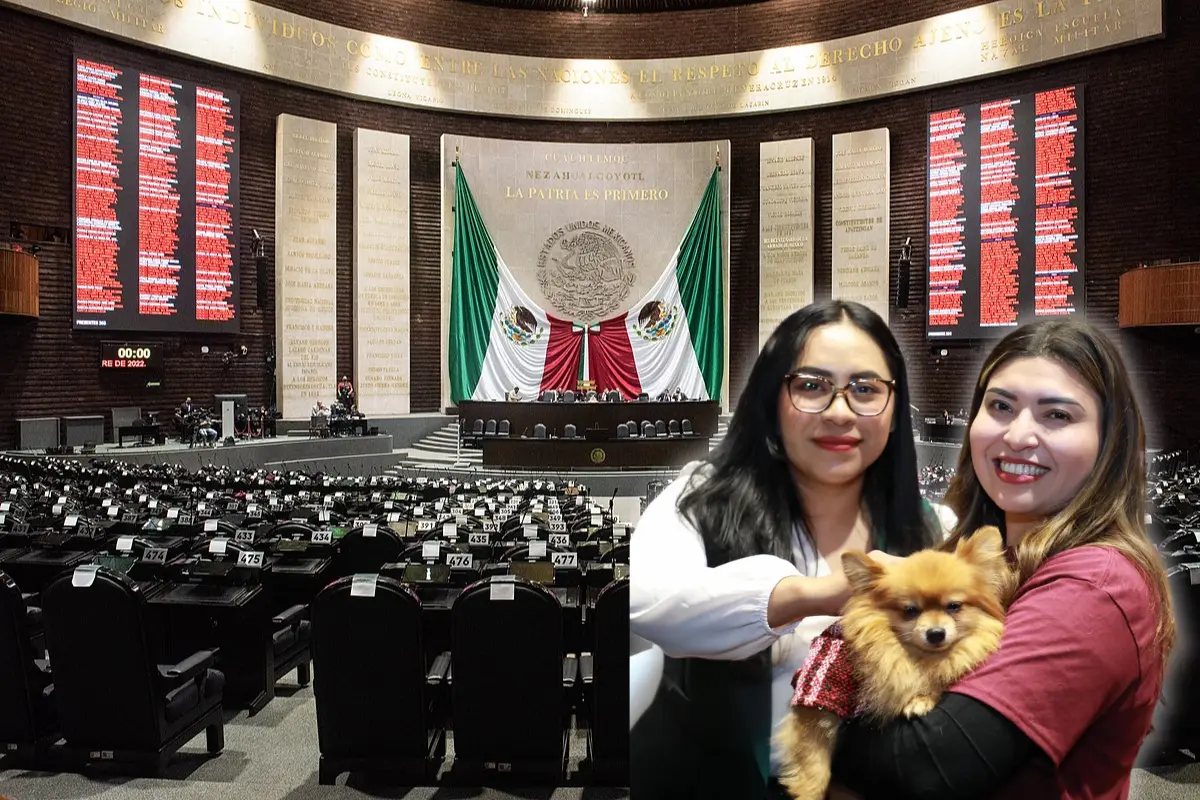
[775,527,1008,800]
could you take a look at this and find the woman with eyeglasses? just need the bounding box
[629,299,946,800]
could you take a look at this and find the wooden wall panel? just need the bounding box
[0,250,38,317]
[0,0,1197,449]
[1119,264,1200,328]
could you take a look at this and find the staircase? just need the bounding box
[398,417,730,467]
[402,421,481,465]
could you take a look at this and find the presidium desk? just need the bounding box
[458,400,719,469]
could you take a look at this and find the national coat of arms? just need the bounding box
[632,300,678,343]
[500,305,544,346]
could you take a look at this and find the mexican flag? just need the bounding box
[449,163,723,404]
[448,162,580,403]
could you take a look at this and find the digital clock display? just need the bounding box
[100,342,163,372]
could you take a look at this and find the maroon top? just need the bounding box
[951,546,1164,799]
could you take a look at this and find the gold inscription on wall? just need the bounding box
[831,129,890,323]
[275,114,338,420]
[503,155,667,200]
[353,128,411,417]
[759,138,814,350]
[8,0,1161,120]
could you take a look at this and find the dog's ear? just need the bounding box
[955,526,1004,564]
[841,550,884,594]
[956,526,1010,594]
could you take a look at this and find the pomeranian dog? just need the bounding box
[775,526,1009,800]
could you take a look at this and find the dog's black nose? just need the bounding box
[926,628,946,645]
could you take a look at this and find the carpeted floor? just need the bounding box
[1132,766,1200,799]
[3,669,1200,799]
[0,670,629,800]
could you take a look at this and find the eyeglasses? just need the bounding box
[783,373,896,416]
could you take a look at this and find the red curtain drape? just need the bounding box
[589,318,642,400]
[540,315,582,394]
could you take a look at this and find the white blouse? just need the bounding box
[629,461,956,775]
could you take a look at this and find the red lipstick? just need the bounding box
[814,436,860,452]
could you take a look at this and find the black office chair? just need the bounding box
[200,518,240,539]
[336,525,405,576]
[626,419,638,438]
[450,577,575,782]
[682,419,694,436]
[498,419,511,436]
[271,603,313,689]
[42,566,224,775]
[263,520,315,541]
[534,424,548,440]
[616,423,629,439]
[313,576,448,785]
[655,420,667,437]
[471,419,484,441]
[564,424,577,439]
[499,542,562,563]
[563,391,576,403]
[400,540,466,562]
[599,543,630,564]
[581,578,629,785]
[668,419,681,436]
[641,421,656,438]
[485,419,497,437]
[0,571,56,765]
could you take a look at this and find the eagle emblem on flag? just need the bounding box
[501,306,544,346]
[632,301,678,343]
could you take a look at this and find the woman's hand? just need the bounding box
[767,573,848,627]
[768,554,907,628]
[767,553,908,627]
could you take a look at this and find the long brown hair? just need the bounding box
[943,319,1174,663]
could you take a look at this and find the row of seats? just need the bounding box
[314,572,627,785]
[1,564,628,784]
[0,456,630,785]
[616,419,694,439]
[467,418,696,440]
[539,390,628,402]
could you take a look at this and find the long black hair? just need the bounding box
[678,299,934,566]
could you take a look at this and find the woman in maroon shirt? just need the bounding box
[830,318,1175,800]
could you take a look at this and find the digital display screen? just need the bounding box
[927,85,1084,339]
[100,341,164,374]
[73,56,240,333]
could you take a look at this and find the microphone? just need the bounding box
[609,487,618,515]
